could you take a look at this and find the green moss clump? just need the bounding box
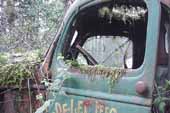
[0,51,42,87]
[0,61,38,87]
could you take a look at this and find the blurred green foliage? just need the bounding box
[0,0,66,53]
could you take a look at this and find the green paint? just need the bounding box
[42,0,170,113]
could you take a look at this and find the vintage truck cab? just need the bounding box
[41,0,170,113]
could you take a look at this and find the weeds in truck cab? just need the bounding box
[59,52,126,92]
[98,5,147,23]
[78,65,126,93]
[57,53,126,92]
[65,59,81,68]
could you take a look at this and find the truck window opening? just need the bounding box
[62,2,148,69]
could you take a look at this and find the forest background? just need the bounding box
[0,0,72,64]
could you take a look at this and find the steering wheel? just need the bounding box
[76,44,98,65]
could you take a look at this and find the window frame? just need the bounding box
[50,0,161,98]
